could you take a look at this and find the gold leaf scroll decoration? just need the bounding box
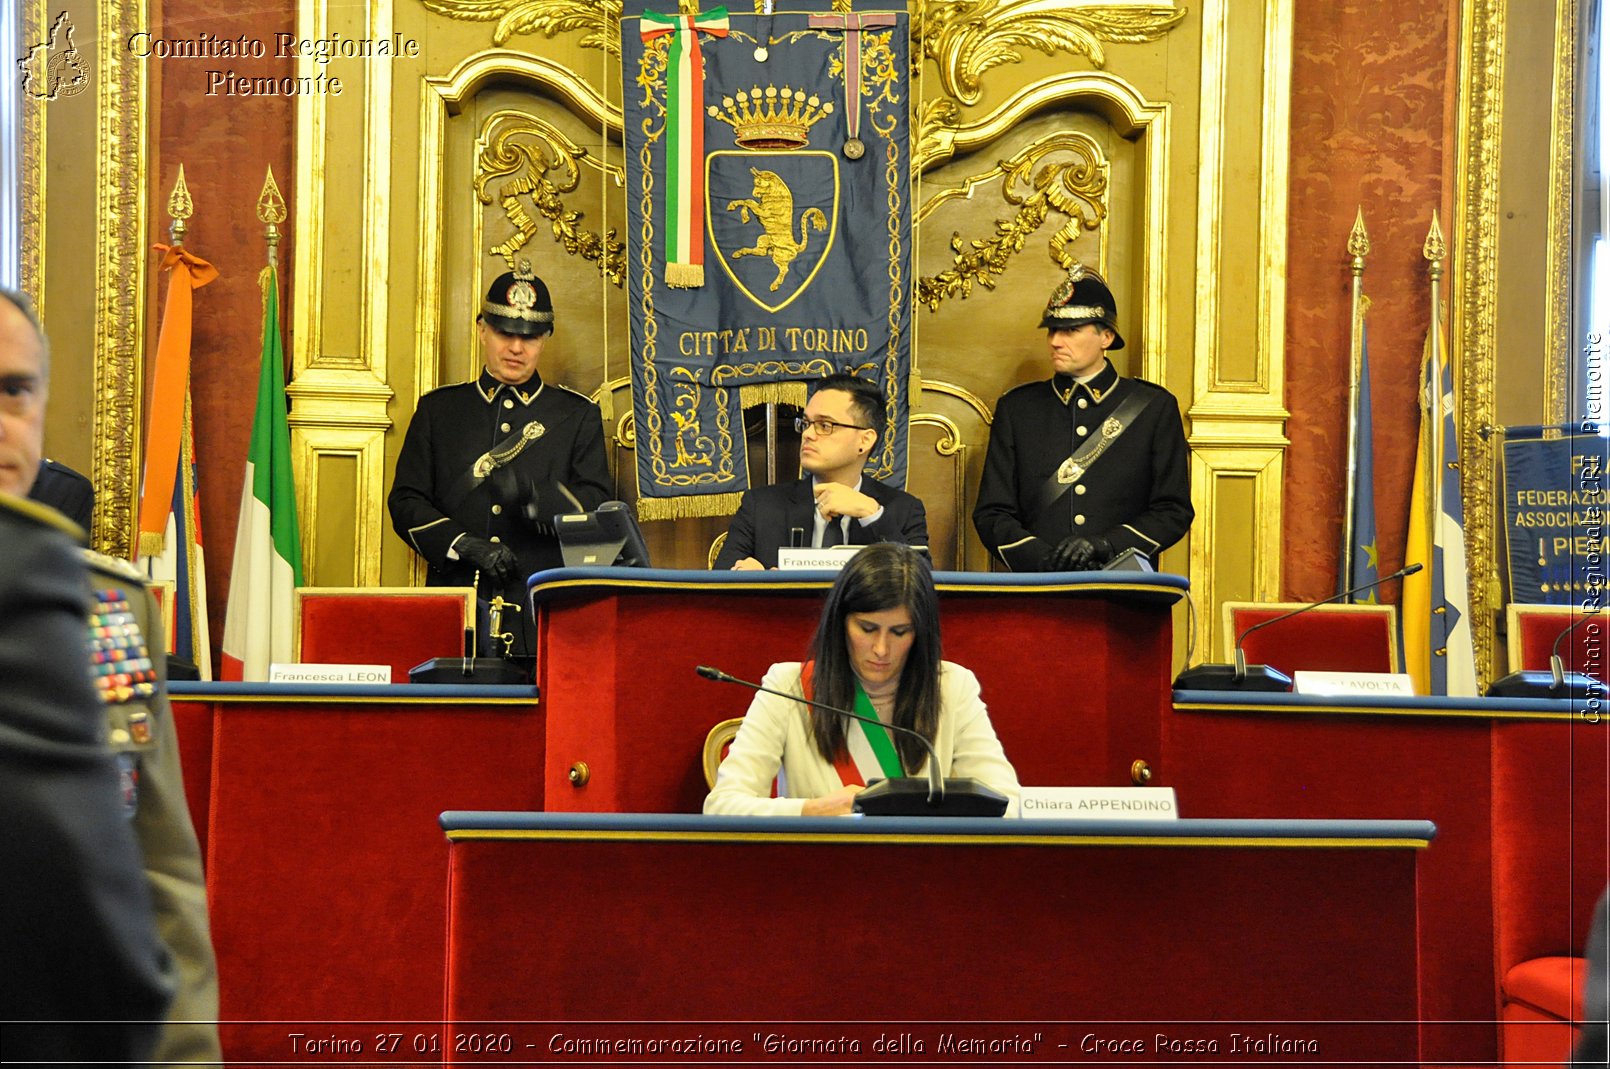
[416,0,623,53]
[915,1,1186,106]
[916,131,1109,311]
[475,112,627,285]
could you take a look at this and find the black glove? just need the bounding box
[456,535,519,584]
[1047,535,1113,572]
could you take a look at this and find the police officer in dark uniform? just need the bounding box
[388,264,612,656]
[973,267,1192,571]
[29,456,95,529]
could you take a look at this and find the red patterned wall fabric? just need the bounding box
[1284,0,1456,599]
[154,0,297,667]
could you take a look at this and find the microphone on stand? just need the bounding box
[1173,564,1423,692]
[1485,611,1609,699]
[694,665,1009,817]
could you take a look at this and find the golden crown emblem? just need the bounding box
[706,85,835,151]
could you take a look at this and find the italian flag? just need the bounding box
[221,265,304,680]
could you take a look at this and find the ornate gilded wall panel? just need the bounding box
[288,0,400,585]
[92,0,150,559]
[292,426,390,586]
[290,0,1294,592]
[1454,0,1505,684]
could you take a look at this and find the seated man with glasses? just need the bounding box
[714,373,928,570]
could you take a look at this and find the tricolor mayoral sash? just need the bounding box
[623,1,912,519]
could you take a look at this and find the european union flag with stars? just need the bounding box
[622,0,911,519]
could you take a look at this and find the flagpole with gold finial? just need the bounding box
[1341,207,1370,590]
[168,163,193,248]
[1424,210,1447,567]
[258,166,287,271]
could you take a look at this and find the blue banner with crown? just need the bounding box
[623,0,912,520]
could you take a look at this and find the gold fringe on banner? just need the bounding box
[138,531,166,558]
[635,490,745,522]
[739,381,808,408]
[664,263,705,288]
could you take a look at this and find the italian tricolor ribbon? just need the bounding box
[802,662,905,786]
[641,7,728,288]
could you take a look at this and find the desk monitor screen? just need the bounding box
[555,501,652,568]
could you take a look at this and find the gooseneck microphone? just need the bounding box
[1486,611,1610,700]
[1174,563,1423,692]
[695,665,1009,817]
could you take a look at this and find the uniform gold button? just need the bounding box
[503,399,514,409]
[1074,514,1086,525]
[490,536,502,543]
[1076,426,1088,436]
[500,422,511,432]
[491,505,502,515]
[1075,485,1087,496]
[1077,398,1088,409]
[110,728,131,745]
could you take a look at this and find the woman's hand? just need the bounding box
[801,784,864,816]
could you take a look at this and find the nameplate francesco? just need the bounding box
[775,546,864,571]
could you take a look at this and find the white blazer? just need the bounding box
[704,660,1021,816]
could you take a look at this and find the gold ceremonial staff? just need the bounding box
[1424,210,1448,585]
[1340,207,1370,591]
[258,166,287,270]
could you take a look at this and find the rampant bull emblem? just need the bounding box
[726,168,827,292]
[706,151,839,313]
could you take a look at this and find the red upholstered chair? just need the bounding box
[1507,604,1610,683]
[294,587,475,679]
[1491,718,1608,1066]
[1220,602,1399,677]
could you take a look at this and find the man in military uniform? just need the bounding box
[388,265,612,656]
[973,267,1193,571]
[1,286,222,1067]
[2,288,173,1066]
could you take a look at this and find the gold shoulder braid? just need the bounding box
[472,419,547,479]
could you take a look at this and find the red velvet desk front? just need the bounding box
[442,812,1430,1065]
[531,568,1185,813]
[1168,692,1604,1066]
[170,683,540,1067]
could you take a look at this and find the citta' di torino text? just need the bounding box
[127,31,420,63]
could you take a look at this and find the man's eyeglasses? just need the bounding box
[794,416,872,437]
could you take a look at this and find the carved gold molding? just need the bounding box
[91,0,149,560]
[1454,0,1505,685]
[475,110,627,284]
[416,0,622,52]
[1543,0,1575,424]
[917,132,1109,311]
[914,0,1186,106]
[19,1,45,310]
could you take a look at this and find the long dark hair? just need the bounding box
[808,543,941,771]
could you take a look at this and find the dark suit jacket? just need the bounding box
[28,457,94,531]
[0,492,173,1066]
[713,476,929,569]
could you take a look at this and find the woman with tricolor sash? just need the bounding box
[705,543,1020,816]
